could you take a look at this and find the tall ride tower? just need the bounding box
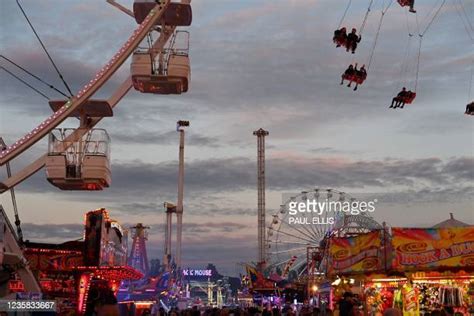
[253,128,269,266]
[129,223,150,276]
[176,120,189,269]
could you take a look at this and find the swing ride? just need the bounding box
[332,0,473,114]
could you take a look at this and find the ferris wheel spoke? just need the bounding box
[268,246,308,255]
[278,220,320,244]
[274,228,315,245]
[272,240,312,246]
[297,220,322,242]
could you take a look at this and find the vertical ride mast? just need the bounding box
[253,128,269,267]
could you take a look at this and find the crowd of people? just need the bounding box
[138,303,463,316]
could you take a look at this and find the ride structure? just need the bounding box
[129,224,151,276]
[0,0,193,310]
[266,189,382,280]
[176,120,189,269]
[0,0,192,194]
[253,128,269,270]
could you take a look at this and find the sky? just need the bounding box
[0,0,473,276]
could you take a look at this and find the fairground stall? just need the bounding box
[326,219,474,315]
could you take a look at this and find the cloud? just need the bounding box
[16,155,473,199]
[21,223,83,241]
[113,130,221,147]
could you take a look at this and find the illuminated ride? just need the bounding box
[0,0,192,193]
[6,209,142,315]
[0,0,192,312]
[266,189,382,280]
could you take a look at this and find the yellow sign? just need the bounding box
[391,227,474,271]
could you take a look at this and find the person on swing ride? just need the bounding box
[466,101,474,115]
[392,88,416,108]
[340,64,355,86]
[390,87,408,108]
[399,0,416,13]
[408,0,416,13]
[346,28,362,53]
[333,27,347,47]
[353,64,367,91]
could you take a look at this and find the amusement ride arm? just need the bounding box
[0,26,177,193]
[0,1,170,166]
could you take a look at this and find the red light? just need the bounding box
[85,183,100,190]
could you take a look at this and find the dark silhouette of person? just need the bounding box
[465,101,474,115]
[340,64,355,86]
[339,292,354,316]
[346,28,361,53]
[390,87,407,108]
[333,27,347,47]
[353,64,367,90]
[408,0,416,13]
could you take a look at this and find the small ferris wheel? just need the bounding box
[266,188,382,279]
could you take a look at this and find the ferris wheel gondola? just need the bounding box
[131,30,190,94]
[134,1,192,26]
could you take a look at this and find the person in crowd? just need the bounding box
[441,306,454,316]
[339,292,354,316]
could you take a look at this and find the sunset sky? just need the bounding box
[1,0,473,275]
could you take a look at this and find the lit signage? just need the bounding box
[182,269,212,277]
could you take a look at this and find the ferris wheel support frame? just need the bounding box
[0,1,171,166]
[0,17,179,193]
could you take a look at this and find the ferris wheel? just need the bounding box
[266,188,382,279]
[0,0,192,192]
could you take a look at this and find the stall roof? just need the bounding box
[432,213,470,228]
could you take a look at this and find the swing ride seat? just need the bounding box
[46,128,111,191]
[343,72,367,85]
[48,99,113,118]
[131,51,190,95]
[133,1,192,26]
[400,92,416,104]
